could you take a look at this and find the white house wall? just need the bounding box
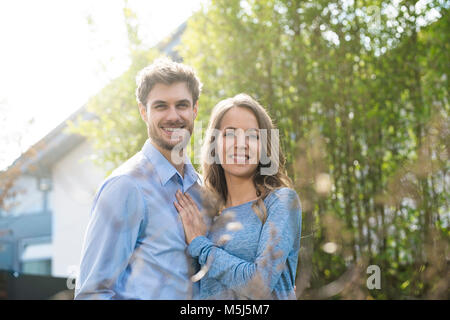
[4,175,44,215]
[51,140,106,277]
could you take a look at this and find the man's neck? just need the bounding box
[150,140,185,178]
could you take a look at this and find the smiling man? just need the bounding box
[75,58,204,299]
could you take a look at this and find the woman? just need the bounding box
[174,93,302,299]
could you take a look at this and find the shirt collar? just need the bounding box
[183,159,202,190]
[141,139,200,187]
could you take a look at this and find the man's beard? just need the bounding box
[148,121,193,151]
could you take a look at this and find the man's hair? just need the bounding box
[135,57,202,106]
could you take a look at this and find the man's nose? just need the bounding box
[165,105,182,122]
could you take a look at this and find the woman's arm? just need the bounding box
[176,188,301,298]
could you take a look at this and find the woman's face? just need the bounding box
[217,106,260,179]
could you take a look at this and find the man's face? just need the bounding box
[139,82,198,151]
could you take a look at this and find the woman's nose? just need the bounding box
[235,130,247,147]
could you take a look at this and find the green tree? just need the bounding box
[68,2,162,171]
[179,0,449,299]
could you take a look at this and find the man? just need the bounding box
[75,58,203,299]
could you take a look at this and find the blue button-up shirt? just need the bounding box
[75,139,203,299]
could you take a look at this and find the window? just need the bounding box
[21,259,52,276]
[20,242,53,276]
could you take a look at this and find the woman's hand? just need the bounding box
[174,189,207,244]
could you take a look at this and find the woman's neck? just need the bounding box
[224,173,258,208]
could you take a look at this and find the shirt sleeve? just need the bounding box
[74,175,146,300]
[188,188,302,298]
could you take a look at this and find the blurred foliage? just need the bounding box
[179,0,449,299]
[68,1,160,172]
[67,49,157,171]
[72,0,449,299]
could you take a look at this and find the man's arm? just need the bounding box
[74,175,145,300]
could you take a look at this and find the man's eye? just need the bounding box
[177,103,189,108]
[154,105,166,109]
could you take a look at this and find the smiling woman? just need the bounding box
[201,93,292,214]
[218,108,261,170]
[174,93,302,300]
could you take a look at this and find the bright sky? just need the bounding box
[0,0,203,170]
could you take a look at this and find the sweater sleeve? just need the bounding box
[188,188,302,298]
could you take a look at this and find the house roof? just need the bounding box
[4,22,186,177]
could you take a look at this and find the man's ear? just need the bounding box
[138,102,148,123]
[193,101,199,120]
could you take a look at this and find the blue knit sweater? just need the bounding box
[188,187,302,300]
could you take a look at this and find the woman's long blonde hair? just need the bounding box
[201,93,292,223]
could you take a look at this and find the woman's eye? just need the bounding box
[246,131,259,140]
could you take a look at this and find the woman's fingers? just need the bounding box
[176,191,204,225]
[173,200,182,213]
[175,190,188,210]
[184,193,195,207]
[174,200,191,243]
[175,198,192,223]
[179,190,197,214]
[176,190,197,224]
[185,193,201,215]
[174,191,207,244]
